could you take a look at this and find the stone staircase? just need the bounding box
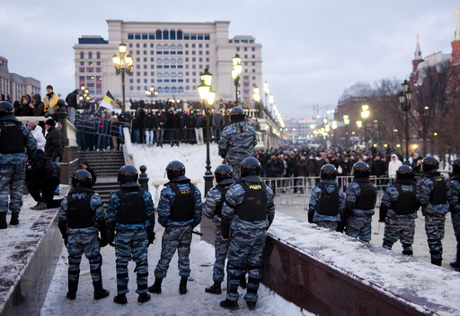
[78,150,125,206]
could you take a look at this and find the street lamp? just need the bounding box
[343,114,350,148]
[332,120,338,145]
[253,85,260,103]
[113,43,133,112]
[231,54,242,106]
[398,79,413,163]
[263,81,269,109]
[145,86,155,104]
[198,69,215,195]
[361,104,370,147]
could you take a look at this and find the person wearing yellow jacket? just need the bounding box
[43,85,59,116]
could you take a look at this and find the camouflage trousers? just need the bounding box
[346,215,373,242]
[383,216,415,248]
[315,221,339,231]
[0,160,26,214]
[424,214,446,259]
[66,232,102,286]
[212,226,230,283]
[452,211,460,243]
[226,227,267,303]
[154,225,193,278]
[115,229,148,294]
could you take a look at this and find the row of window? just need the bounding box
[131,50,210,56]
[80,52,101,60]
[128,30,211,41]
[128,43,209,49]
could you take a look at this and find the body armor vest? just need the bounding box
[169,182,195,222]
[391,183,417,215]
[116,188,146,224]
[215,185,229,218]
[235,182,267,222]
[0,121,24,154]
[317,183,340,216]
[427,176,447,205]
[355,180,377,210]
[67,189,95,229]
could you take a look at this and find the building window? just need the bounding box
[128,33,134,40]
[205,34,210,40]
[244,47,248,52]
[149,33,155,40]
[252,47,255,51]
[170,30,176,40]
[88,52,93,59]
[163,30,169,40]
[156,29,162,40]
[142,33,147,40]
[96,52,101,59]
[80,52,84,59]
[177,30,183,40]
[184,33,190,40]
[135,33,141,40]
[236,47,240,51]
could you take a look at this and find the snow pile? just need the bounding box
[269,214,460,315]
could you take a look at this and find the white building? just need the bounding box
[0,56,41,102]
[74,20,263,103]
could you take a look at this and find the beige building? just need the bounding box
[0,56,41,102]
[74,20,263,102]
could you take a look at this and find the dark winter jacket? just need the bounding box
[45,126,62,159]
[65,89,79,108]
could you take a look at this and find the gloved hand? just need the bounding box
[147,224,155,245]
[107,221,115,246]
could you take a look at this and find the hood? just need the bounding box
[32,94,41,103]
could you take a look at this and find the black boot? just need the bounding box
[246,300,257,311]
[431,252,442,266]
[0,212,7,229]
[113,293,127,305]
[205,281,222,294]
[450,244,460,270]
[138,293,151,303]
[382,240,393,250]
[402,243,413,256]
[240,274,247,289]
[220,299,239,310]
[66,279,79,300]
[148,277,162,294]
[9,212,19,226]
[179,276,187,295]
[93,281,109,300]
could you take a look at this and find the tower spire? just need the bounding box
[414,34,422,60]
[455,9,460,41]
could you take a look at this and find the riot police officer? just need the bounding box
[344,162,377,242]
[449,158,460,270]
[0,101,36,228]
[419,156,454,266]
[220,157,275,311]
[308,164,345,231]
[106,165,155,304]
[218,107,257,180]
[149,161,202,295]
[58,169,109,301]
[379,165,420,255]
[203,164,235,294]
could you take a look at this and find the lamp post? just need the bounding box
[253,85,260,103]
[398,79,413,163]
[198,69,215,195]
[343,114,350,148]
[112,43,133,112]
[361,104,370,148]
[231,54,242,106]
[145,86,155,104]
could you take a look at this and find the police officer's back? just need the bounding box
[0,101,37,228]
[449,159,460,270]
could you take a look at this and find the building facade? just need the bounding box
[0,56,41,102]
[74,20,263,103]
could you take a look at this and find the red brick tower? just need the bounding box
[451,9,460,65]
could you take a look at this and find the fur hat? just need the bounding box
[45,118,56,127]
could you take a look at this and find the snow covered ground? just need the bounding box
[38,143,460,315]
[40,143,310,315]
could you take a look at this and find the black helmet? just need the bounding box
[72,169,93,189]
[0,101,14,117]
[118,165,139,187]
[240,157,261,178]
[352,161,370,178]
[230,106,245,123]
[320,164,337,180]
[166,160,187,181]
[396,165,415,180]
[214,164,233,184]
[452,158,460,175]
[422,156,439,172]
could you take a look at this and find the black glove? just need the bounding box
[107,221,116,246]
[221,216,231,239]
[58,219,68,245]
[147,213,155,245]
[98,219,108,247]
[307,209,314,223]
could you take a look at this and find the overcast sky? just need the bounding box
[1,1,459,118]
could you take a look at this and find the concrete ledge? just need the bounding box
[201,213,460,315]
[0,193,66,316]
